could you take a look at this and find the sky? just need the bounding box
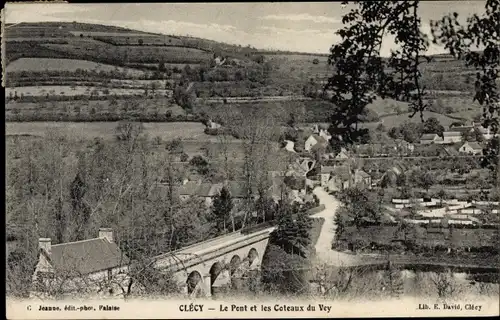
[4,2,486,55]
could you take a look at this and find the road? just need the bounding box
[310,187,358,267]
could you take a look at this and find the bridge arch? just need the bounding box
[229,255,242,276]
[247,248,259,268]
[186,271,203,297]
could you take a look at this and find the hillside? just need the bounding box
[4,21,482,126]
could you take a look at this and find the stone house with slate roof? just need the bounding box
[31,228,130,298]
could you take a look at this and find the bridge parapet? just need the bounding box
[153,227,275,273]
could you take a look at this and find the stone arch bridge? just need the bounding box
[152,225,276,297]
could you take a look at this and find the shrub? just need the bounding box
[180,152,189,162]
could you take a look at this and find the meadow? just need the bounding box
[5,121,207,141]
[6,86,172,98]
[6,58,145,75]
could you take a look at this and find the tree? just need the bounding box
[115,121,144,143]
[326,1,430,145]
[417,170,436,194]
[326,0,498,169]
[338,187,383,228]
[461,129,475,142]
[189,155,209,175]
[380,261,404,298]
[423,117,445,138]
[70,171,90,241]
[270,204,312,258]
[481,137,500,182]
[166,138,183,154]
[211,187,234,233]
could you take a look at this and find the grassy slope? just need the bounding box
[5,22,481,123]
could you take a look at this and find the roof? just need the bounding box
[178,181,200,196]
[442,146,459,156]
[311,142,327,152]
[465,141,483,150]
[321,165,336,174]
[443,131,462,137]
[44,238,129,275]
[420,133,439,140]
[356,170,371,178]
[452,126,474,134]
[196,183,220,197]
[310,134,327,145]
[226,181,251,198]
[332,165,351,181]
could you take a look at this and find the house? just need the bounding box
[318,129,332,142]
[304,134,328,152]
[475,125,499,140]
[31,228,130,298]
[283,140,296,153]
[178,180,201,201]
[322,165,351,192]
[178,180,260,206]
[459,141,483,155]
[287,158,316,177]
[206,119,222,129]
[196,183,223,206]
[452,125,474,135]
[319,165,337,187]
[420,133,443,144]
[354,169,372,189]
[442,131,462,144]
[394,139,415,155]
[440,145,459,157]
[270,174,307,204]
[335,147,349,159]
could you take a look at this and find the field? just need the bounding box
[5,121,207,141]
[6,58,144,75]
[373,111,464,128]
[265,54,332,85]
[342,225,498,249]
[41,42,212,64]
[6,85,172,98]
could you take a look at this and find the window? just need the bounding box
[107,269,112,280]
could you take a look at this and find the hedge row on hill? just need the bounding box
[6,112,200,123]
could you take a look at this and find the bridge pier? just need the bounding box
[203,274,212,297]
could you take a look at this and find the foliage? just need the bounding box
[211,187,234,233]
[326,1,430,147]
[338,187,383,228]
[327,0,498,177]
[481,137,500,181]
[388,121,424,143]
[410,168,436,192]
[422,117,445,137]
[189,155,209,175]
[115,121,144,142]
[271,203,312,258]
[165,138,184,153]
[5,131,218,297]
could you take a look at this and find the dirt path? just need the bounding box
[310,187,358,267]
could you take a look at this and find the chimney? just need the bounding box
[39,238,51,255]
[99,228,113,243]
